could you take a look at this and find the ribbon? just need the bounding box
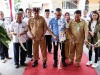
[18,35,27,51]
[87,40,100,51]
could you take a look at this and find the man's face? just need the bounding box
[26,10,32,17]
[0,12,4,19]
[16,14,22,23]
[45,12,50,18]
[83,11,87,16]
[55,11,62,19]
[33,11,39,18]
[74,14,81,22]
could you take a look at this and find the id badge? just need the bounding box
[77,26,80,31]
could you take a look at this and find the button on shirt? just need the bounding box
[10,21,28,43]
[49,17,69,42]
[44,17,51,35]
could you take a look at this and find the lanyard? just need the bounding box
[77,23,80,31]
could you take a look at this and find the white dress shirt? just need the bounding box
[10,21,28,43]
[44,17,51,35]
[82,16,90,25]
[23,17,32,38]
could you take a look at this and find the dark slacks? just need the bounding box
[89,47,98,63]
[26,39,32,57]
[53,42,66,61]
[45,35,52,52]
[0,41,9,60]
[13,43,26,65]
[98,47,100,57]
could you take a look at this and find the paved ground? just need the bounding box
[0,43,100,75]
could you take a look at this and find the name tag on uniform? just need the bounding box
[77,26,80,31]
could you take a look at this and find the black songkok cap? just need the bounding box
[45,9,50,12]
[32,7,40,12]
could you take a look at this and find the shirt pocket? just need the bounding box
[20,26,25,33]
[38,24,43,28]
[30,22,34,29]
[38,21,43,28]
[80,24,84,30]
[13,26,18,33]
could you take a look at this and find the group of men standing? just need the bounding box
[0,7,94,69]
[27,7,88,68]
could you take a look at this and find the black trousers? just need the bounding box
[98,47,100,57]
[13,43,26,65]
[26,39,32,57]
[89,47,98,63]
[45,35,52,52]
[0,41,9,60]
[53,42,66,61]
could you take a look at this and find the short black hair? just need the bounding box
[51,11,54,13]
[56,8,61,12]
[25,8,31,13]
[32,7,40,12]
[18,8,24,12]
[65,12,70,16]
[45,9,50,12]
[74,10,81,15]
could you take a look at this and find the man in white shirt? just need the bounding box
[23,8,32,58]
[82,10,90,25]
[44,9,52,54]
[10,12,27,68]
[0,11,12,63]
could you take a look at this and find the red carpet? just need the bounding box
[23,52,98,75]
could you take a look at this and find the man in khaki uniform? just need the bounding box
[69,10,88,67]
[28,8,47,68]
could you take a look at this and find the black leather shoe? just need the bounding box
[53,61,57,67]
[48,51,52,54]
[15,65,19,68]
[43,62,47,68]
[20,63,27,66]
[62,61,67,67]
[32,60,38,67]
[28,55,32,58]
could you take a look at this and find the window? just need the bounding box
[62,0,77,9]
[85,0,89,11]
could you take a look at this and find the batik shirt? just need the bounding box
[49,17,69,42]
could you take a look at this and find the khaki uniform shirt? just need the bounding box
[28,16,47,41]
[69,19,88,43]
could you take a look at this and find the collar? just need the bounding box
[16,21,22,24]
[33,16,40,19]
[73,18,82,23]
[54,17,61,20]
